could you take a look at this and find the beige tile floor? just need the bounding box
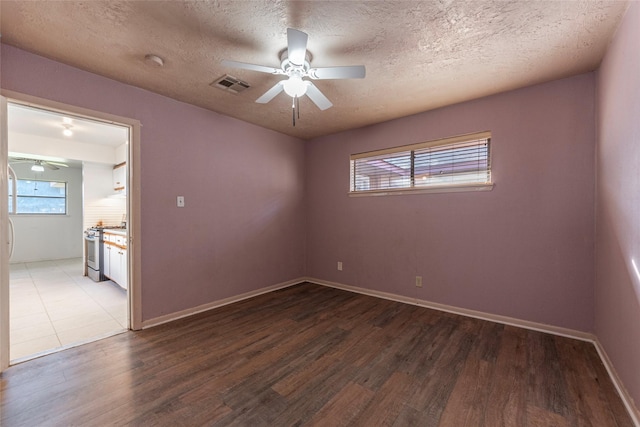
[9,258,127,362]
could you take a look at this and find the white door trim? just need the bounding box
[0,90,142,369]
[1,95,10,371]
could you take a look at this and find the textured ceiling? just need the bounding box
[0,1,629,140]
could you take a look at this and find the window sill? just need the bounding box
[9,213,69,217]
[348,182,494,197]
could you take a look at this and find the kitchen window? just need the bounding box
[349,131,493,195]
[9,179,67,214]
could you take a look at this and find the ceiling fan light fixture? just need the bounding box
[62,123,73,137]
[282,75,308,98]
[31,163,45,172]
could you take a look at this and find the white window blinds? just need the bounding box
[350,132,491,193]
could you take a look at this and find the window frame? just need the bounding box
[10,178,68,215]
[349,131,493,196]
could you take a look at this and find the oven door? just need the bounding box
[85,234,101,281]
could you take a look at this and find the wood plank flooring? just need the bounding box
[0,283,634,426]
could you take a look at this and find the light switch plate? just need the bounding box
[177,196,185,208]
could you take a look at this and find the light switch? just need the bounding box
[177,196,185,208]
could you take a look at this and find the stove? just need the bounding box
[88,225,126,231]
[85,229,104,281]
[85,225,125,236]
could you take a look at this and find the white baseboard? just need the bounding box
[305,276,639,426]
[140,276,639,425]
[305,277,593,341]
[593,338,640,426]
[141,277,306,329]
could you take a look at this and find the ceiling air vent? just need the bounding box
[211,74,250,94]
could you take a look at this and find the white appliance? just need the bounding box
[84,228,104,282]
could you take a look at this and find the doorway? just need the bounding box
[1,93,141,369]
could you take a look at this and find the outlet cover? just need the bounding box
[337,261,343,271]
[415,276,423,287]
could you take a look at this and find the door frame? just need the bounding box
[1,95,10,371]
[0,90,142,371]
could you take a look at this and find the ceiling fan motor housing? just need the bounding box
[279,50,312,74]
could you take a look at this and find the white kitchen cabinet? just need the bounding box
[109,246,127,289]
[108,246,121,286]
[103,231,127,289]
[118,248,128,290]
[113,163,126,194]
[103,242,111,278]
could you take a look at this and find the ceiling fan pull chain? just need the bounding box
[292,96,296,127]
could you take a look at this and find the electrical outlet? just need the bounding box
[415,276,423,287]
[337,261,343,271]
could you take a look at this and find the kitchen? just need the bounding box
[84,161,128,290]
[7,102,130,361]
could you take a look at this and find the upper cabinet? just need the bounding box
[113,162,126,195]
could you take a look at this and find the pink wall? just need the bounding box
[595,2,640,411]
[306,73,596,332]
[0,44,600,334]
[1,44,306,321]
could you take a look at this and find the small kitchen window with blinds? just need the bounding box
[349,131,492,195]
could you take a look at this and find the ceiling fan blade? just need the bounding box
[305,82,333,111]
[46,161,69,168]
[256,82,284,104]
[309,65,366,80]
[43,162,59,170]
[221,60,282,75]
[287,28,308,66]
[9,158,29,163]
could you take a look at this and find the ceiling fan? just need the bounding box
[222,28,366,124]
[10,158,69,171]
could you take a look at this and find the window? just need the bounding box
[9,179,67,214]
[349,131,492,195]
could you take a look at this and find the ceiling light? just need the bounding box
[31,163,45,172]
[62,117,73,125]
[282,75,308,98]
[62,123,73,136]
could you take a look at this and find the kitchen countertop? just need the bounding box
[103,229,127,236]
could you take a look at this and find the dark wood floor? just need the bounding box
[1,283,634,426]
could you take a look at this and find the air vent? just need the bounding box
[211,75,251,94]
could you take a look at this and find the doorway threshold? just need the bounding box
[10,328,128,366]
